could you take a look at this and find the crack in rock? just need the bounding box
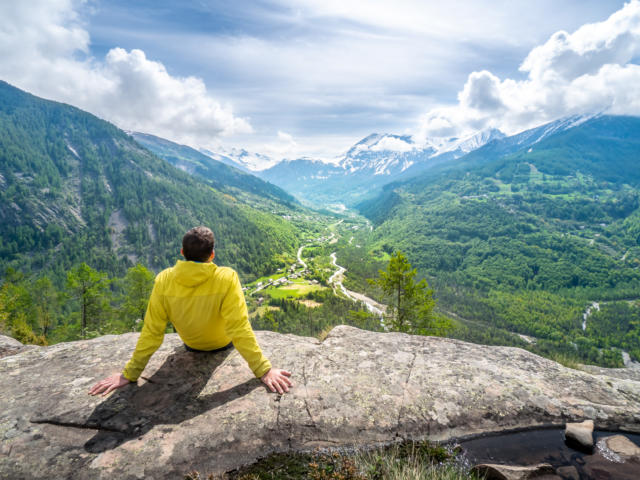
[29,418,123,433]
[396,352,417,436]
[302,359,317,429]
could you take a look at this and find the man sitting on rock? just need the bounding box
[89,226,293,396]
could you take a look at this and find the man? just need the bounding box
[89,226,293,396]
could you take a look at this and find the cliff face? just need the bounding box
[1,326,640,479]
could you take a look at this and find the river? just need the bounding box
[296,244,307,269]
[329,252,386,317]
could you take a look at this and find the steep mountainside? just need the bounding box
[353,115,640,365]
[130,132,296,206]
[0,81,298,279]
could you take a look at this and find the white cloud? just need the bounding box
[415,0,640,140]
[261,130,299,159]
[0,0,250,146]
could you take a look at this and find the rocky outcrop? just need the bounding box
[0,334,31,359]
[564,419,594,451]
[1,326,640,479]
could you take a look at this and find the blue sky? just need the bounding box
[1,0,638,164]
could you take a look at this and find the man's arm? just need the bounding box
[89,278,168,396]
[222,271,293,394]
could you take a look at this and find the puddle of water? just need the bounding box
[460,428,640,479]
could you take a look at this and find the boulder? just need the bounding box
[2,326,640,479]
[555,465,579,480]
[470,462,555,480]
[603,435,640,461]
[0,335,32,359]
[564,419,594,451]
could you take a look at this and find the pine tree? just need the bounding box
[66,263,111,338]
[31,276,58,338]
[120,264,155,331]
[369,251,436,334]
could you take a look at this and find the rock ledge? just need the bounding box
[1,326,640,479]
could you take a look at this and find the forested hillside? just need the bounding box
[353,115,640,365]
[130,132,297,207]
[0,81,299,280]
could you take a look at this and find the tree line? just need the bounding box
[0,263,155,345]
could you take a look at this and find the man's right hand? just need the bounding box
[88,373,131,396]
[261,368,293,394]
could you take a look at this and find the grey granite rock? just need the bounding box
[1,326,640,479]
[564,419,594,451]
[0,335,32,359]
[470,462,556,480]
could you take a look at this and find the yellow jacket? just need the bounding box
[122,260,271,381]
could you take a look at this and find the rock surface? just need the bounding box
[564,419,594,451]
[470,462,555,480]
[0,335,30,359]
[2,326,640,479]
[603,435,640,460]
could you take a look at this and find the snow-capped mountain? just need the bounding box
[435,128,506,156]
[339,134,432,175]
[195,113,604,207]
[255,128,505,206]
[199,147,276,172]
[336,128,505,177]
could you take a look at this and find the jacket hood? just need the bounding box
[172,260,216,287]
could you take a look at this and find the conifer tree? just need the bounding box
[121,264,155,331]
[369,251,436,334]
[66,263,110,338]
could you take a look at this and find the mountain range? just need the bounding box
[200,120,622,207]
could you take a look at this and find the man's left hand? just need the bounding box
[88,373,131,396]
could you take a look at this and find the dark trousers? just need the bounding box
[184,342,233,353]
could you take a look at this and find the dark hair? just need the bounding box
[182,226,215,262]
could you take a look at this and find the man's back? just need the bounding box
[122,260,271,382]
[160,261,238,350]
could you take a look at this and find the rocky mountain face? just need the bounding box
[1,326,639,479]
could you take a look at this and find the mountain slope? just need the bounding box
[0,81,297,280]
[351,114,640,365]
[130,132,297,206]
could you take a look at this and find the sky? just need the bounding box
[1,0,639,165]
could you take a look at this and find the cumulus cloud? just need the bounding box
[0,0,250,146]
[415,0,640,140]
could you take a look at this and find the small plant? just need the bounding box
[204,440,480,480]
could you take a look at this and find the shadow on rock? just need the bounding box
[83,347,261,453]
